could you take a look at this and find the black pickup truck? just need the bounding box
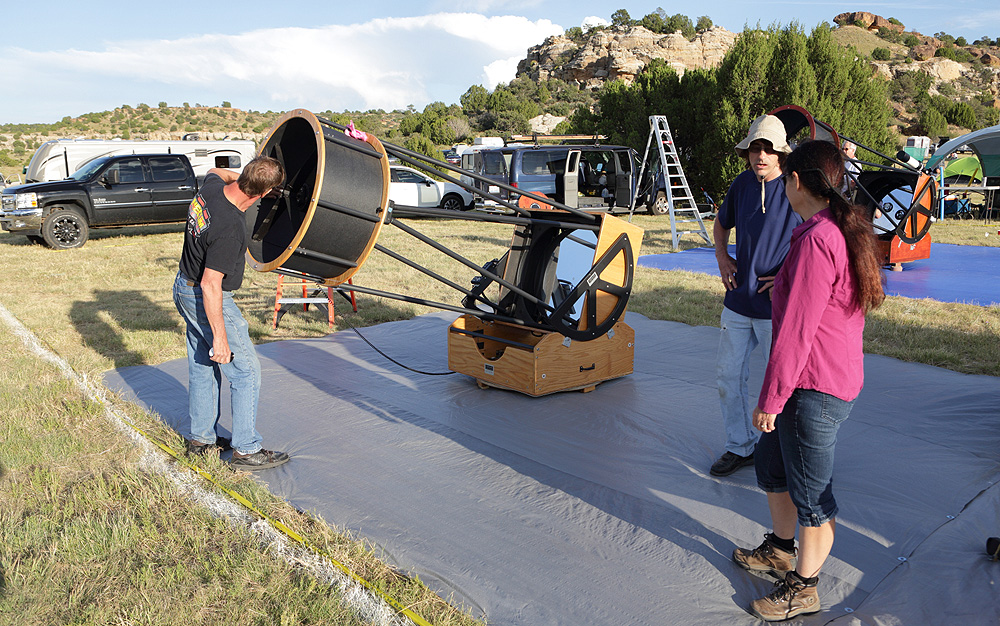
[0,153,199,249]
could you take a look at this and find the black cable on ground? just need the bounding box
[339,316,455,376]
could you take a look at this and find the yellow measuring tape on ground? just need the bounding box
[0,301,434,626]
[136,424,436,626]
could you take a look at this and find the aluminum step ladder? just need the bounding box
[635,115,711,250]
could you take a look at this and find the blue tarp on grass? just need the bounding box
[639,242,1000,306]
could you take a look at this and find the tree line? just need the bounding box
[558,23,896,198]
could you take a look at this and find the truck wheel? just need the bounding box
[648,191,669,216]
[42,208,89,249]
[440,193,464,211]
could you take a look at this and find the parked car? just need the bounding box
[388,165,474,211]
[443,150,461,165]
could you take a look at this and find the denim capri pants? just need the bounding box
[755,388,855,527]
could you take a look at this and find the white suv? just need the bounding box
[389,165,474,212]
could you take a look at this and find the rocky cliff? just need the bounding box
[517,26,737,89]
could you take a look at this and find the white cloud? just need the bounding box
[483,56,524,89]
[581,16,609,31]
[1,13,563,121]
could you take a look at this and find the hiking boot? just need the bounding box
[750,572,820,621]
[733,536,797,578]
[229,449,290,471]
[710,451,754,476]
[186,436,232,456]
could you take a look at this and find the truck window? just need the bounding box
[108,158,146,184]
[150,157,188,182]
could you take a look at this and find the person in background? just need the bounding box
[732,140,885,621]
[841,140,860,200]
[710,114,802,477]
[173,156,290,470]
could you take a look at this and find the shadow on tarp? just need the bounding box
[103,312,1000,625]
[639,243,1000,306]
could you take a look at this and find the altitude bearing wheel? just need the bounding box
[893,174,936,244]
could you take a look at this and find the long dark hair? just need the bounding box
[784,140,885,312]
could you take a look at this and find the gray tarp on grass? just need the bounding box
[103,312,1000,625]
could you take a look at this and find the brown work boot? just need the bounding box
[733,535,797,578]
[750,572,821,621]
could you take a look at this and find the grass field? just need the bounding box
[1,213,997,625]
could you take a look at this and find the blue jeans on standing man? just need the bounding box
[717,306,772,458]
[172,271,262,455]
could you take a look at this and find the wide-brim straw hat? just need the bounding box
[735,114,792,158]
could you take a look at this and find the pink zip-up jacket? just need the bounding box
[758,208,866,414]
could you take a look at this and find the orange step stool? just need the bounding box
[272,275,357,330]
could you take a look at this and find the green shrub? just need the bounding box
[919,107,948,136]
[872,47,891,61]
[947,101,977,129]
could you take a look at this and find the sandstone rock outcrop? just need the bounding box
[834,12,904,33]
[517,26,737,89]
[528,113,566,134]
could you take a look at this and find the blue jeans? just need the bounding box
[716,306,772,457]
[172,271,262,454]
[755,388,855,527]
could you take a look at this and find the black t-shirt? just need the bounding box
[178,173,247,291]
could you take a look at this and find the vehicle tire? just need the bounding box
[648,191,669,216]
[41,208,89,249]
[440,193,465,211]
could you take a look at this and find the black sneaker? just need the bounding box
[186,436,232,456]
[229,449,290,471]
[710,451,754,477]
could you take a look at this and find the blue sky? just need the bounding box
[1,1,997,123]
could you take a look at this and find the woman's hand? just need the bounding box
[753,406,777,432]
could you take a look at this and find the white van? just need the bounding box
[24,138,257,183]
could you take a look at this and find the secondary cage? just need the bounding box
[770,105,938,246]
[248,108,642,344]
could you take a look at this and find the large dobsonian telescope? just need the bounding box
[246,108,643,396]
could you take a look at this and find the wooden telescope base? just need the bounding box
[447,314,635,397]
[879,233,931,270]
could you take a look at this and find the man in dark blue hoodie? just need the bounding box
[710,114,802,477]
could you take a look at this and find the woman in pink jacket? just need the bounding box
[731,140,886,621]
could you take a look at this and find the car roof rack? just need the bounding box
[508,133,608,147]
